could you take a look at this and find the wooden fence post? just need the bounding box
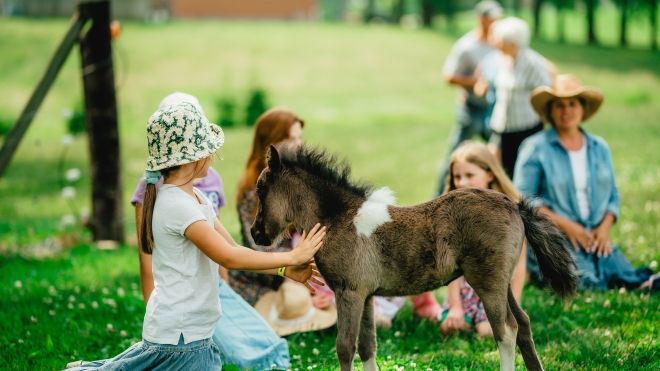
[78,0,124,242]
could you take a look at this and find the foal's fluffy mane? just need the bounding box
[278,145,372,198]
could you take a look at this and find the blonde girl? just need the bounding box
[440,140,526,337]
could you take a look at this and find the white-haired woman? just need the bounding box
[475,16,554,178]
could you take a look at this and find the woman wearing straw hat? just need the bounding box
[514,74,657,291]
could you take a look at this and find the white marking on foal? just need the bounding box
[363,357,378,371]
[353,187,395,237]
[497,324,517,371]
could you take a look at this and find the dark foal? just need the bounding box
[251,145,577,371]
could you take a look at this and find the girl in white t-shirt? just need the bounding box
[66,100,325,370]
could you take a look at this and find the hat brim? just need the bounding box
[531,87,603,125]
[146,122,224,171]
[255,291,338,336]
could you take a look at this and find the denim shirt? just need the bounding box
[513,128,620,230]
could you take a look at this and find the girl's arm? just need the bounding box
[186,220,325,271]
[135,205,155,303]
[446,279,462,311]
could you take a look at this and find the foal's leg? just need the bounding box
[508,287,543,371]
[467,279,518,371]
[335,290,366,371]
[358,296,378,371]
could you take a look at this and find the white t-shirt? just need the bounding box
[568,143,590,221]
[142,184,221,345]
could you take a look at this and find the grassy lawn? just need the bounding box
[0,15,659,370]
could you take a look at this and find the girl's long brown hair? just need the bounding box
[236,108,304,201]
[444,140,521,202]
[139,162,208,254]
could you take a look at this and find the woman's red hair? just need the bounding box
[237,108,304,201]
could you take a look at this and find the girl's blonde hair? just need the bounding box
[444,140,521,202]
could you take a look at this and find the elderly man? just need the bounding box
[435,0,503,194]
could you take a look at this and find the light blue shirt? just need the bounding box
[513,128,620,229]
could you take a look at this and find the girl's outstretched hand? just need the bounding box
[286,261,324,293]
[290,223,326,265]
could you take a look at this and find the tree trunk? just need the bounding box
[78,0,124,242]
[392,0,405,24]
[650,0,658,50]
[585,0,599,45]
[533,0,544,38]
[620,0,629,47]
[420,0,434,28]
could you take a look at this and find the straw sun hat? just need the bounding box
[255,280,337,336]
[146,101,224,171]
[531,74,604,124]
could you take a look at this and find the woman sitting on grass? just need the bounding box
[440,140,527,337]
[66,99,326,370]
[514,74,658,292]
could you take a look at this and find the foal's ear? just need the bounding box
[267,145,281,172]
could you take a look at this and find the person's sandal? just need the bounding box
[640,273,660,292]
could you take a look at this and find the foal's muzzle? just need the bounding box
[251,225,272,246]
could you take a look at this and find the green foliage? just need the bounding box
[65,103,86,136]
[0,115,12,137]
[216,96,238,128]
[244,87,269,127]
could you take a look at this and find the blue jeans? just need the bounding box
[70,334,221,370]
[436,105,490,195]
[528,244,652,291]
[215,279,290,370]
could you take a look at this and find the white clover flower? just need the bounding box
[48,286,57,296]
[67,302,74,309]
[410,361,417,368]
[68,295,76,302]
[65,168,81,182]
[78,303,85,310]
[312,348,320,356]
[30,316,38,323]
[91,301,99,309]
[650,260,658,270]
[120,330,128,337]
[62,134,75,146]
[48,309,56,316]
[60,214,76,228]
[117,288,125,297]
[106,323,114,332]
[61,108,74,119]
[14,280,22,289]
[61,187,76,199]
[394,330,401,337]
[299,341,306,348]
[101,287,109,295]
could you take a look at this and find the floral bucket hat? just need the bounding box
[146,101,224,171]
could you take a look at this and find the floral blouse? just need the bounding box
[228,188,293,305]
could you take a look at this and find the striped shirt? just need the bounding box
[485,48,551,133]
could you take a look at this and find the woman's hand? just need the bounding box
[285,261,324,293]
[441,307,469,335]
[562,220,594,252]
[473,78,489,97]
[289,223,326,265]
[591,223,613,258]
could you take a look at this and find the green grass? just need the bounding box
[0,17,659,370]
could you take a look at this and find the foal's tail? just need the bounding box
[518,199,578,299]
